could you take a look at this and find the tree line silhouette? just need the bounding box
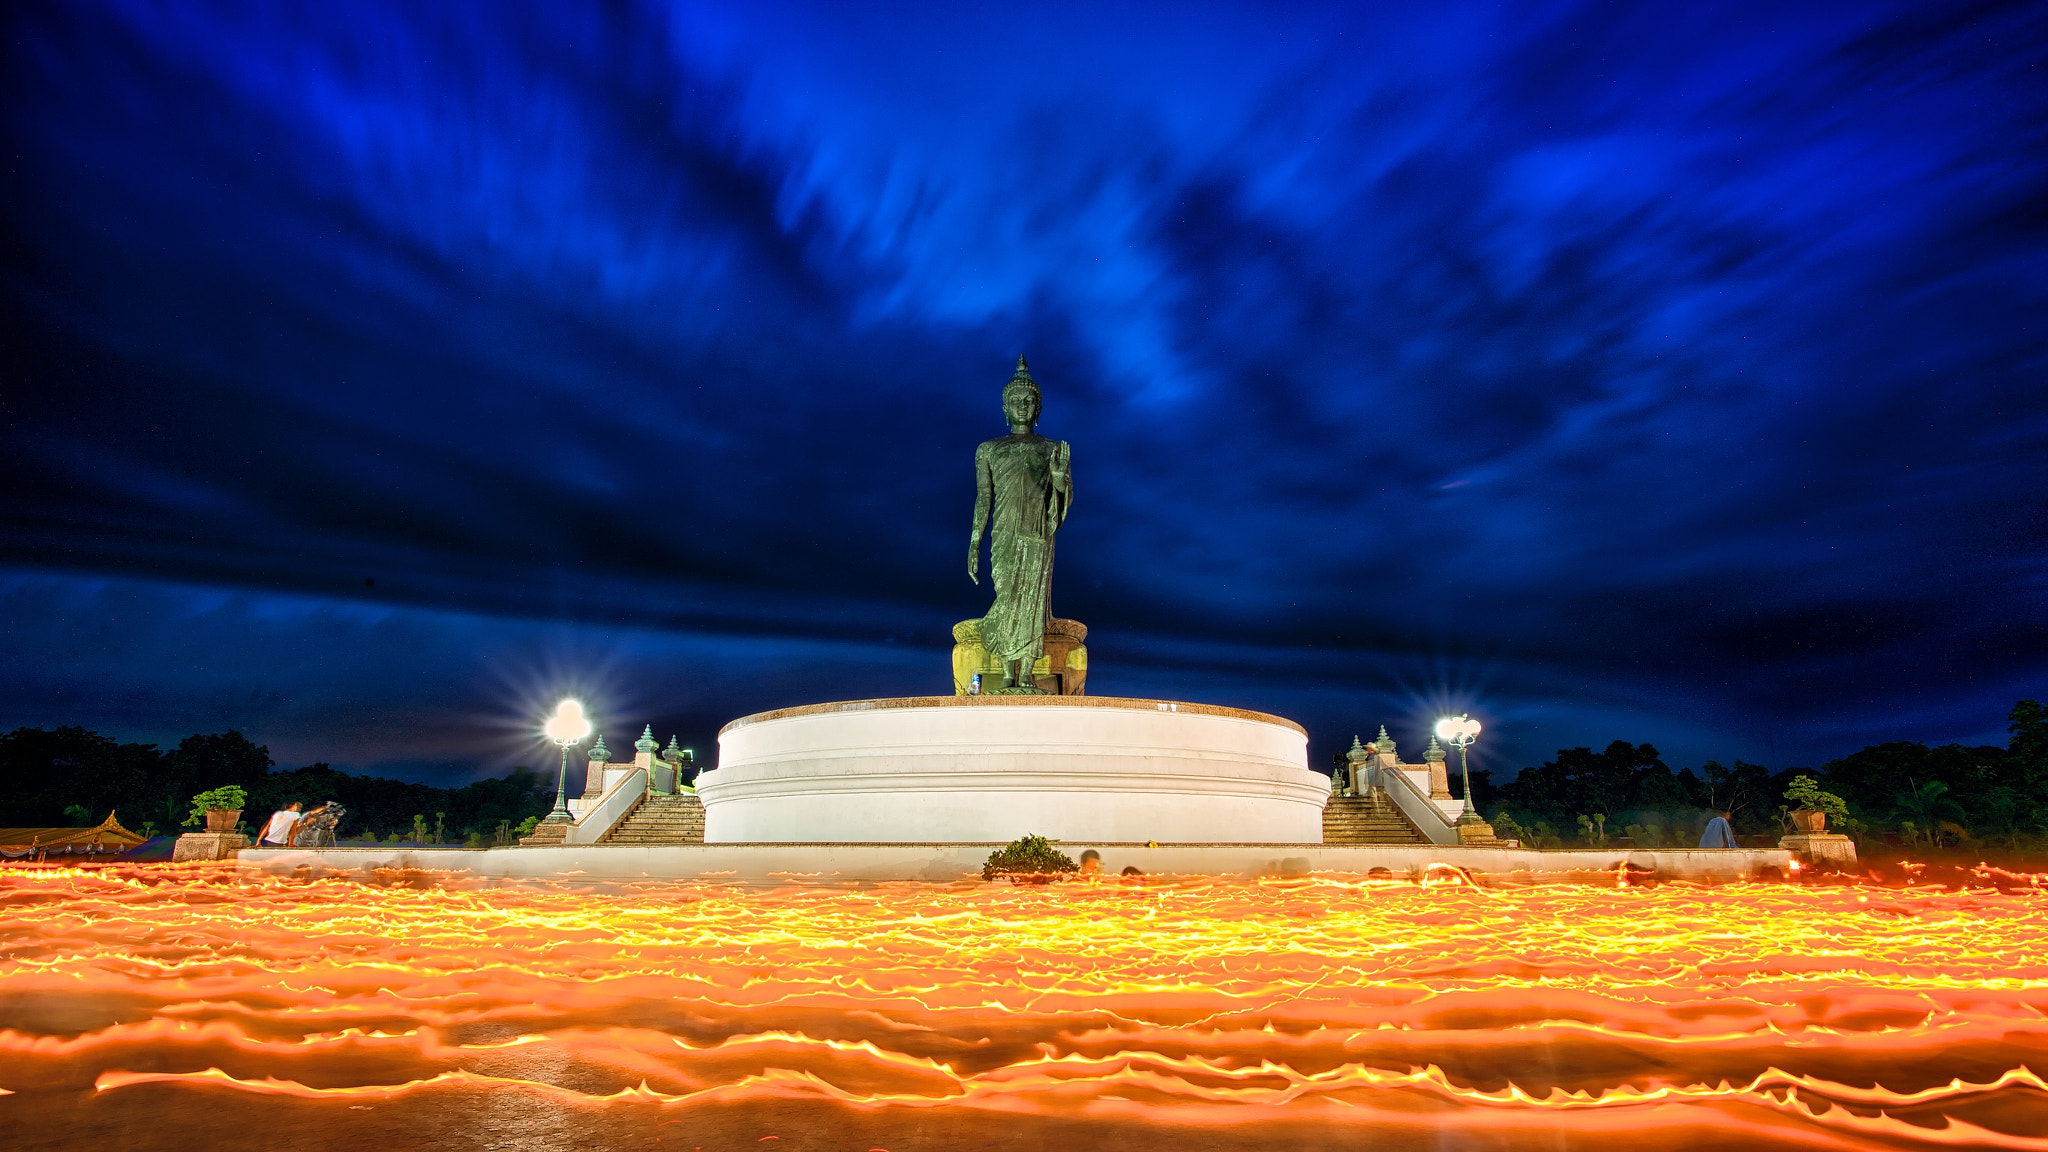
[0,727,553,845]
[7,697,2042,851]
[1446,700,2044,849]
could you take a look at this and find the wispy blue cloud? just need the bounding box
[2,0,2042,775]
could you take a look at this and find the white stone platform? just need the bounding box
[237,842,1797,885]
[696,695,1329,844]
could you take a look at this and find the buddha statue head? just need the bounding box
[1002,355,1041,431]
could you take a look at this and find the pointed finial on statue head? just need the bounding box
[1002,353,1041,413]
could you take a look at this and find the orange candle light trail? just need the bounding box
[1,864,2043,1150]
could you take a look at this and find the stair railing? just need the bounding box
[1376,761,1461,846]
[562,766,649,845]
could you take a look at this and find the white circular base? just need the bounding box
[697,696,1327,844]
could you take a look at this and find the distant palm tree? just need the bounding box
[1894,781,1966,847]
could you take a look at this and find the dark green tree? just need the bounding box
[1499,741,1666,830]
[1894,780,1967,847]
[165,731,272,789]
[2006,700,2047,828]
[0,727,162,827]
[1700,760,1775,832]
[2011,700,2047,764]
[242,763,552,841]
[1450,767,1499,814]
[1817,735,2015,837]
[1815,741,1932,827]
[148,731,274,831]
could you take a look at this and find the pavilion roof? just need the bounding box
[0,812,147,850]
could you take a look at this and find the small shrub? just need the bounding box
[982,834,1077,881]
[1574,813,1611,846]
[184,785,249,827]
[1492,810,1528,842]
[514,816,540,838]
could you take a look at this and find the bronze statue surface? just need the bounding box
[968,357,1072,693]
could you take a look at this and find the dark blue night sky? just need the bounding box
[3,1,2043,784]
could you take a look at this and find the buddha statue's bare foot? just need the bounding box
[986,660,1047,694]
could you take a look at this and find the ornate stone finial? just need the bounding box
[1346,735,1370,763]
[588,734,610,763]
[635,724,657,756]
[1004,354,1040,403]
[1374,724,1396,757]
[662,735,683,764]
[1424,734,1445,763]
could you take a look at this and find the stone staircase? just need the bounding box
[600,792,706,845]
[1322,789,1429,845]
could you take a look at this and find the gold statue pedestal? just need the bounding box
[952,617,1088,696]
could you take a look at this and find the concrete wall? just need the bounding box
[239,842,1795,885]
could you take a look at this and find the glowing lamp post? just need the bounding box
[1434,714,1483,825]
[543,699,591,823]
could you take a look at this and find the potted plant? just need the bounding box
[982,834,1078,884]
[185,785,249,833]
[1783,775,1848,835]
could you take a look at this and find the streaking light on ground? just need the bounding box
[3,866,2042,1148]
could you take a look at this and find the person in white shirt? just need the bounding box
[258,802,303,846]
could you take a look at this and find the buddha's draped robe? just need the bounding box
[974,435,1072,664]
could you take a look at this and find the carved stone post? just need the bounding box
[581,734,611,801]
[1424,736,1451,800]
